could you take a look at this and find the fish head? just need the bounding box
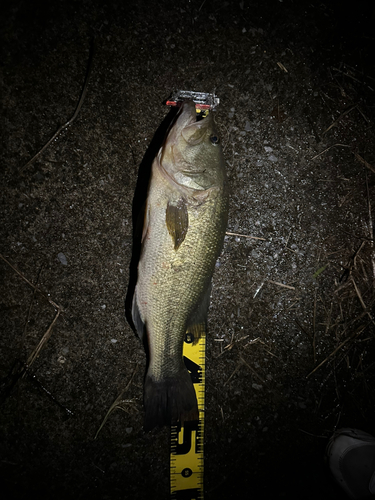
[159,100,225,192]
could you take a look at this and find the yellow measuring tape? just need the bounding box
[170,330,205,499]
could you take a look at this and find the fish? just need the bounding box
[132,100,228,431]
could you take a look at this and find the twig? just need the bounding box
[284,229,292,248]
[298,428,328,439]
[286,299,300,310]
[226,232,266,241]
[224,332,235,351]
[340,241,365,282]
[310,143,350,161]
[19,41,96,173]
[243,336,261,348]
[286,246,298,254]
[267,280,295,290]
[353,241,365,266]
[322,104,358,136]
[216,332,235,357]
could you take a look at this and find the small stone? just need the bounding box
[57,355,66,364]
[57,252,68,265]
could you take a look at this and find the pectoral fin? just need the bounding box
[132,292,146,340]
[166,199,189,250]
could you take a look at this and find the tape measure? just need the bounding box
[170,330,206,499]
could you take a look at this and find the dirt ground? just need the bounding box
[1,1,375,499]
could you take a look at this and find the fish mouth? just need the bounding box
[157,100,216,193]
[173,100,197,130]
[167,100,212,148]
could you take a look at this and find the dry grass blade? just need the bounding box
[353,152,375,174]
[25,309,62,370]
[24,366,74,415]
[277,62,288,73]
[240,355,266,385]
[0,253,63,311]
[351,277,375,326]
[0,310,63,396]
[224,363,241,386]
[216,332,235,357]
[332,67,362,84]
[226,232,266,241]
[21,265,44,352]
[322,104,358,135]
[95,364,138,439]
[340,241,365,282]
[306,323,367,378]
[1,255,65,383]
[313,291,317,363]
[366,175,375,280]
[310,143,350,161]
[19,41,96,173]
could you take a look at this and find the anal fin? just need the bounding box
[186,280,212,345]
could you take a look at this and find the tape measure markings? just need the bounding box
[170,331,206,500]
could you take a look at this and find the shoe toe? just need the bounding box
[326,428,375,499]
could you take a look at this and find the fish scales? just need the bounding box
[132,100,228,430]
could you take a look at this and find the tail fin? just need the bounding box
[143,368,198,431]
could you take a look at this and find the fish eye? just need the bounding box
[210,134,220,145]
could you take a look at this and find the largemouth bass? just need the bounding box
[132,100,228,430]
